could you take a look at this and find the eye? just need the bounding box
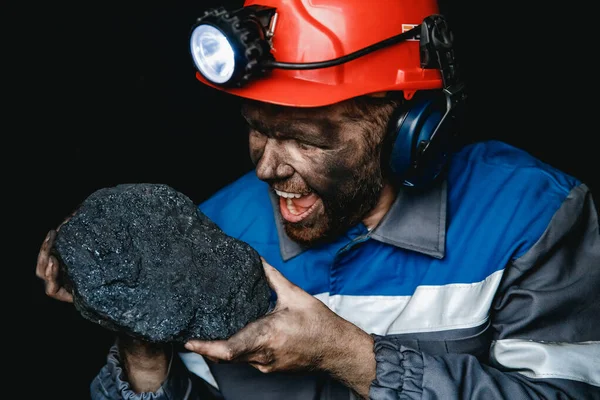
[297,141,314,150]
[249,128,266,137]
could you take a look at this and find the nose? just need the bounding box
[255,138,294,181]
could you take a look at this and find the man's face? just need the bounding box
[242,97,395,246]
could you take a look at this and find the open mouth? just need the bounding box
[274,189,321,223]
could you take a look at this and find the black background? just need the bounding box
[29,1,597,398]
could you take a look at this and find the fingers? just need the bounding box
[36,230,56,279]
[185,324,257,361]
[57,212,75,231]
[185,338,273,367]
[250,362,273,374]
[184,339,242,362]
[36,230,74,303]
[45,256,74,302]
[185,316,268,362]
[260,258,299,296]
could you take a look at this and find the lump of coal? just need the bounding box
[52,183,271,343]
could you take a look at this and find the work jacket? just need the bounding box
[91,140,600,399]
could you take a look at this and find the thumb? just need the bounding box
[185,338,241,361]
[260,258,298,297]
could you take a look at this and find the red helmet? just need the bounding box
[192,0,443,107]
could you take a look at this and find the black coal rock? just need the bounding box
[52,183,271,343]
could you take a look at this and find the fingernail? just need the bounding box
[184,343,194,351]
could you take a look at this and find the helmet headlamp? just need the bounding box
[190,6,277,87]
[190,3,463,112]
[190,5,432,88]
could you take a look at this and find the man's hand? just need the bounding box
[184,260,376,398]
[35,229,73,303]
[36,220,170,394]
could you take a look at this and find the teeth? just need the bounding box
[275,189,302,198]
[286,198,299,215]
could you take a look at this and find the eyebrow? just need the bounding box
[243,114,334,146]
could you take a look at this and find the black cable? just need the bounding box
[261,25,421,70]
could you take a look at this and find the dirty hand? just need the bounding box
[35,229,73,303]
[184,260,376,398]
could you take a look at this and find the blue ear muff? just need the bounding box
[388,91,455,188]
[383,14,467,188]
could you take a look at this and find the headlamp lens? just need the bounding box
[190,24,235,84]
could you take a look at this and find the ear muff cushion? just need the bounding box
[387,93,448,186]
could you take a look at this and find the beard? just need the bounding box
[283,165,384,247]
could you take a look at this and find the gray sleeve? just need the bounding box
[370,184,600,399]
[90,343,223,400]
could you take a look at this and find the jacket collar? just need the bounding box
[270,180,448,261]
